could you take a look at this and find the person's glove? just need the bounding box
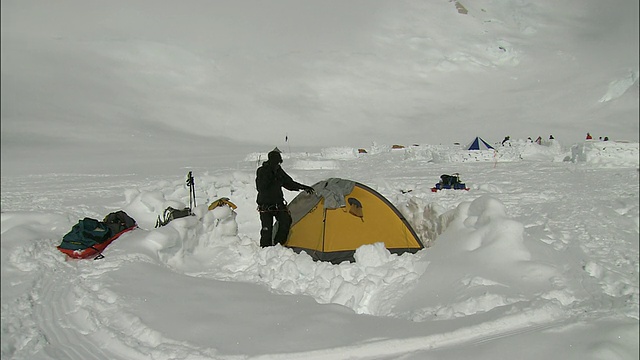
[302,185,315,195]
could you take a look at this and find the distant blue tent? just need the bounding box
[466,137,494,150]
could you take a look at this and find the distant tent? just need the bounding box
[466,137,494,150]
[283,178,424,264]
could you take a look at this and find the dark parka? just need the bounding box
[255,150,313,247]
[256,159,307,206]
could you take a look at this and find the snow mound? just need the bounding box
[392,195,564,321]
[568,141,639,167]
[244,140,638,168]
[290,159,340,170]
[320,147,361,160]
[363,139,567,163]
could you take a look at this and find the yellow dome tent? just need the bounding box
[283,178,424,264]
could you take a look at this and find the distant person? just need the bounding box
[501,136,511,146]
[549,134,555,140]
[255,149,315,248]
[586,132,593,140]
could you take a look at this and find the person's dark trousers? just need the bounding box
[259,208,292,247]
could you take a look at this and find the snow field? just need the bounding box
[1,141,638,359]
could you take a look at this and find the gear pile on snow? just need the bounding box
[155,171,197,228]
[57,210,137,260]
[431,173,469,192]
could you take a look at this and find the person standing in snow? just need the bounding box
[255,149,314,248]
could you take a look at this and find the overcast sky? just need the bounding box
[1,0,638,157]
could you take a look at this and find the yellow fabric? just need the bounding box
[208,197,238,211]
[286,185,421,253]
[286,202,325,251]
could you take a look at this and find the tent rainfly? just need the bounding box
[282,178,424,264]
[466,137,495,150]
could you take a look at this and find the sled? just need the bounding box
[58,226,136,260]
[431,183,470,192]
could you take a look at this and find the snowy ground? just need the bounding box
[1,140,638,360]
